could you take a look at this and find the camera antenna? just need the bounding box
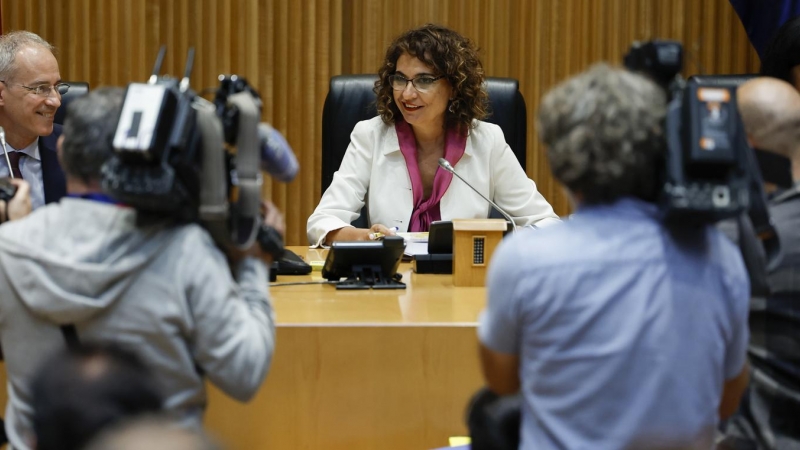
[148,45,167,84]
[180,47,195,92]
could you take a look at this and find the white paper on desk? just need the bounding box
[398,232,429,257]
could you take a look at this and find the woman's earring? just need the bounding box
[448,100,457,113]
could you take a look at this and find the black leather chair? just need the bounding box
[54,81,90,125]
[321,75,528,197]
[688,74,756,88]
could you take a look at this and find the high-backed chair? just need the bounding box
[320,75,527,227]
[688,74,756,88]
[54,81,90,125]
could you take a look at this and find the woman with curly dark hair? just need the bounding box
[308,24,558,245]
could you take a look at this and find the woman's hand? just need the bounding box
[367,223,398,240]
[325,223,397,244]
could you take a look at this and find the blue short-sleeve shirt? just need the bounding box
[479,197,750,450]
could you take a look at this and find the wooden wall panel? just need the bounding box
[1,0,759,244]
[327,0,761,224]
[1,0,340,245]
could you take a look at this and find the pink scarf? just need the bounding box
[396,120,467,232]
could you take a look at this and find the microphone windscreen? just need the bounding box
[257,123,299,183]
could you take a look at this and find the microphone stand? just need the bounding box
[438,158,517,233]
[0,127,14,179]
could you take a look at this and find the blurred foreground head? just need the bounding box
[84,415,222,450]
[737,77,800,160]
[537,63,667,205]
[59,87,124,185]
[31,343,163,450]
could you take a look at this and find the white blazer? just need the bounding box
[307,117,559,245]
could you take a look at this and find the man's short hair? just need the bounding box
[31,343,163,450]
[0,31,55,81]
[537,63,667,204]
[61,87,125,183]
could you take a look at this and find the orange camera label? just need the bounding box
[697,88,730,103]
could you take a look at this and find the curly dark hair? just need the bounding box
[537,64,667,205]
[374,23,489,132]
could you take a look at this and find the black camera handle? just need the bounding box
[60,324,80,351]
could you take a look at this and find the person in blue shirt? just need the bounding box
[478,64,751,450]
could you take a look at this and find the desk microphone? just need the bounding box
[0,127,13,179]
[438,158,517,233]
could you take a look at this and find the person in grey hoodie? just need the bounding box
[0,87,278,450]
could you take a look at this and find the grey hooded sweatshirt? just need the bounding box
[0,198,276,450]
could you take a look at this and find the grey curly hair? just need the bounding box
[62,87,125,183]
[537,63,667,204]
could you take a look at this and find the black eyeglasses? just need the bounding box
[389,74,445,93]
[0,80,70,98]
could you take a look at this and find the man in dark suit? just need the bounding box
[0,30,66,208]
[720,76,800,450]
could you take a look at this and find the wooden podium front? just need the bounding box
[203,247,486,449]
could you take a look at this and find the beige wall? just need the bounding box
[2,0,759,245]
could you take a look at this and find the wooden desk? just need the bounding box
[204,247,486,450]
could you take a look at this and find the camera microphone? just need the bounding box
[258,123,298,183]
[437,158,517,233]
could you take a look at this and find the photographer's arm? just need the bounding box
[0,179,31,223]
[717,244,752,421]
[478,239,524,396]
[719,362,750,420]
[479,345,520,395]
[188,203,288,401]
[185,228,277,402]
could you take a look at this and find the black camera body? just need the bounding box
[661,77,752,223]
[104,76,201,221]
[625,40,780,296]
[102,47,283,255]
[625,40,760,225]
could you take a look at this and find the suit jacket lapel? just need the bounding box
[39,124,66,204]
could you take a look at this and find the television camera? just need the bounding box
[624,40,782,295]
[102,47,295,257]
